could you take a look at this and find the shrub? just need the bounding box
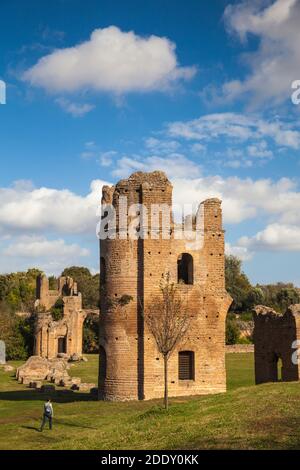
[50,298,64,321]
[226,317,240,345]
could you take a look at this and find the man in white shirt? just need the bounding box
[40,398,54,431]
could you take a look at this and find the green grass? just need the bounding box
[0,353,299,450]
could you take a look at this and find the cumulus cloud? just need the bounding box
[55,98,95,117]
[171,174,300,226]
[238,223,300,251]
[1,168,300,275]
[3,236,89,258]
[222,0,300,105]
[23,26,196,94]
[225,242,253,261]
[2,172,298,235]
[247,140,273,159]
[0,179,108,235]
[167,113,300,149]
[0,235,92,276]
[112,154,202,179]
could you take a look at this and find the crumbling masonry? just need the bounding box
[253,304,300,384]
[98,171,232,401]
[34,275,86,359]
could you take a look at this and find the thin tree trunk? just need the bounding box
[164,355,168,410]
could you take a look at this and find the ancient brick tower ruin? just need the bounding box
[34,275,86,359]
[253,304,300,384]
[98,171,232,401]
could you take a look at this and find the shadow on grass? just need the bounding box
[21,425,40,432]
[0,389,97,403]
[54,419,98,430]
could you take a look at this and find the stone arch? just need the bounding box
[177,253,194,285]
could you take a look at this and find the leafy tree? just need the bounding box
[276,287,300,312]
[61,266,99,308]
[225,256,252,312]
[50,297,64,321]
[245,287,265,310]
[83,314,99,353]
[257,283,300,313]
[0,304,33,360]
[226,314,240,345]
[0,269,41,313]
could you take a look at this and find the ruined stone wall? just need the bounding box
[253,304,300,384]
[34,276,86,359]
[226,344,254,353]
[99,171,232,401]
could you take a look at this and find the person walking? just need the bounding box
[40,398,53,431]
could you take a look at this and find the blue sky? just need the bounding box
[1,0,300,286]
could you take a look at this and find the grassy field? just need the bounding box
[0,353,299,450]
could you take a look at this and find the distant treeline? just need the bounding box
[0,259,299,358]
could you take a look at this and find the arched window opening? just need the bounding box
[100,257,106,285]
[99,346,107,381]
[178,351,195,380]
[177,253,194,285]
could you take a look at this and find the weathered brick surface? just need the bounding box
[98,171,232,401]
[253,304,300,383]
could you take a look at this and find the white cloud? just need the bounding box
[112,154,202,179]
[167,112,300,149]
[56,98,95,117]
[247,140,273,159]
[171,174,300,226]
[3,236,89,258]
[2,173,300,232]
[0,179,108,235]
[145,137,181,154]
[225,242,252,261]
[190,143,206,153]
[2,168,300,270]
[238,223,300,251]
[222,0,300,105]
[99,150,117,167]
[23,26,196,94]
[0,235,92,276]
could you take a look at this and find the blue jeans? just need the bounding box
[40,414,52,431]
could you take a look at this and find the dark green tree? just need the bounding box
[61,266,99,308]
[225,255,252,312]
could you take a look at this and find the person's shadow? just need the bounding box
[21,425,40,432]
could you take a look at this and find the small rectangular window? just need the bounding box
[178,351,195,380]
[58,336,67,354]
